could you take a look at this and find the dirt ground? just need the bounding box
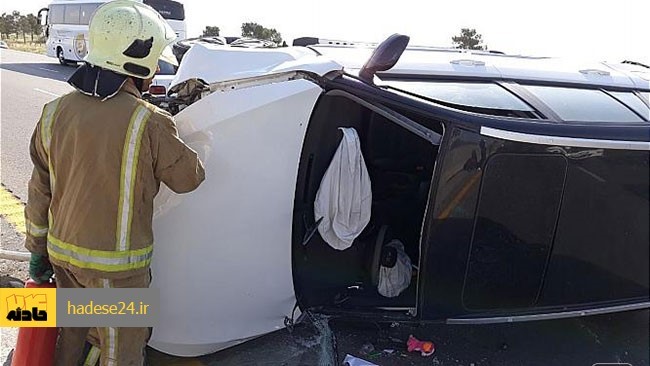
[0,217,28,364]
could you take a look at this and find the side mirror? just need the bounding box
[37,8,48,26]
[359,34,410,83]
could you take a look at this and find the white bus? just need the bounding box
[38,0,187,65]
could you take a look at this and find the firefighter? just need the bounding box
[23,1,205,365]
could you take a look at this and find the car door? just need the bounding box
[419,104,650,323]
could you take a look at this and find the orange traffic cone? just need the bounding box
[11,279,57,366]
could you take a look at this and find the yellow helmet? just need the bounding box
[86,0,177,79]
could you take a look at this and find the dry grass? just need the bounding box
[5,41,46,55]
[3,34,46,55]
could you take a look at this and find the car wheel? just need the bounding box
[56,48,67,66]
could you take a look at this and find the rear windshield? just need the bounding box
[608,92,650,120]
[144,0,185,20]
[384,81,534,112]
[523,85,644,123]
[640,92,650,106]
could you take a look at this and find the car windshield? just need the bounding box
[157,59,177,75]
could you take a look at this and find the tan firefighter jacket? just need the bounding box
[24,80,205,279]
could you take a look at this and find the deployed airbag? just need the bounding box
[314,127,372,250]
[378,240,412,298]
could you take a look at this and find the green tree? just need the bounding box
[0,12,18,39]
[451,28,485,50]
[26,14,41,42]
[202,25,220,37]
[241,22,282,44]
[18,14,31,42]
[0,13,9,39]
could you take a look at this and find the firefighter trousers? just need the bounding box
[52,264,151,366]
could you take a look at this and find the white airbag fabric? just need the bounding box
[378,240,412,298]
[314,127,372,250]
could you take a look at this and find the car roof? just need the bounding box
[309,44,650,90]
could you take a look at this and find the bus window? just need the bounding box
[64,4,81,25]
[49,5,64,24]
[80,4,101,25]
[144,0,185,21]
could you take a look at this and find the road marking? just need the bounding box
[34,88,61,98]
[0,185,26,235]
[38,67,59,73]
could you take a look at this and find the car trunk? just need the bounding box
[292,92,443,313]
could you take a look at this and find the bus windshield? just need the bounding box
[144,0,185,21]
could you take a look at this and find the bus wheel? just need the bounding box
[57,48,68,66]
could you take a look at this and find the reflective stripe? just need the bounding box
[105,327,117,365]
[47,234,152,272]
[40,99,60,155]
[102,280,118,366]
[49,160,56,192]
[26,219,48,237]
[83,345,100,366]
[40,99,60,192]
[48,209,54,234]
[116,105,151,251]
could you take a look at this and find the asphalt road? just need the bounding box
[1,49,74,201]
[1,49,648,366]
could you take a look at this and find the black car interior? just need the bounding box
[292,93,443,311]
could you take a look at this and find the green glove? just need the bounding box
[29,253,54,284]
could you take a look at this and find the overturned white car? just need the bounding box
[149,36,650,356]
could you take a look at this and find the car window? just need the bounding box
[523,85,644,122]
[608,91,650,120]
[64,5,80,25]
[157,59,177,75]
[383,81,534,111]
[49,5,64,24]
